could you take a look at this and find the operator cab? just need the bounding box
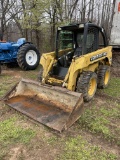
[51,22,107,79]
[55,26,84,70]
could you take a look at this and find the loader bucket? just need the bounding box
[2,79,84,132]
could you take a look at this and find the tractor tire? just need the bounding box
[17,43,40,70]
[37,65,43,82]
[97,65,110,89]
[76,71,97,102]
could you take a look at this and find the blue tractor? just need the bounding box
[0,38,40,72]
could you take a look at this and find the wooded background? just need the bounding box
[0,0,115,52]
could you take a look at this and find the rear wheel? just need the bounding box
[76,71,97,102]
[17,43,40,70]
[97,65,110,89]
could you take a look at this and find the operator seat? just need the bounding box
[74,33,83,57]
[57,33,83,67]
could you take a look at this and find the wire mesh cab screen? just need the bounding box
[58,30,73,56]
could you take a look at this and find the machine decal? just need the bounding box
[90,52,107,61]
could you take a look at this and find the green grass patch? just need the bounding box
[0,75,17,97]
[23,70,38,80]
[22,65,41,80]
[0,85,13,97]
[45,135,58,145]
[99,104,120,118]
[99,77,120,98]
[57,136,117,160]
[0,66,40,97]
[0,149,7,160]
[78,103,120,143]
[0,90,6,97]
[0,117,36,145]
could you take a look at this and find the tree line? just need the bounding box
[0,0,114,52]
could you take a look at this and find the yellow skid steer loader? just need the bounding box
[2,22,112,132]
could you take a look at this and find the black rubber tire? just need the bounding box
[97,65,110,89]
[17,43,40,70]
[37,65,43,82]
[76,71,97,102]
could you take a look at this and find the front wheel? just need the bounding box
[76,71,97,102]
[17,43,40,70]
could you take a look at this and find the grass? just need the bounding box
[0,67,120,159]
[0,66,40,98]
[0,116,36,159]
[46,135,58,145]
[98,77,120,98]
[78,101,120,144]
[57,136,118,160]
[22,65,41,80]
[0,150,7,160]
[0,116,36,145]
[0,75,17,97]
[23,70,39,80]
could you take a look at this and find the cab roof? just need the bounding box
[59,22,102,31]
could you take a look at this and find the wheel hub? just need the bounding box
[26,50,37,66]
[88,78,96,96]
[104,70,110,85]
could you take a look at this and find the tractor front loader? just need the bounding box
[2,22,112,132]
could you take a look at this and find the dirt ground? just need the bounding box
[0,50,120,160]
[111,50,120,77]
